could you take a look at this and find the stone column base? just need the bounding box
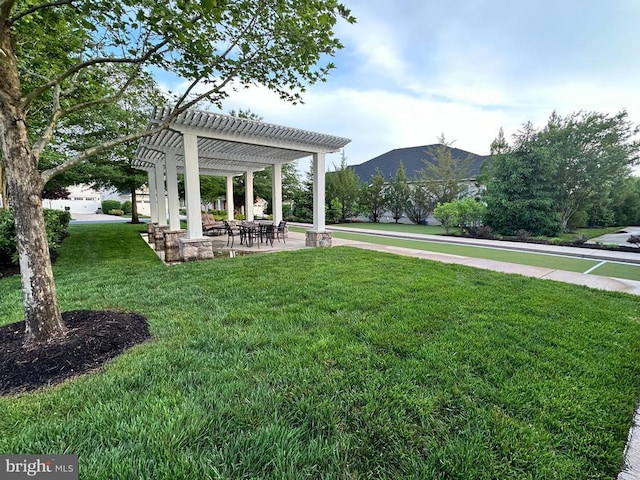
[164,230,187,262]
[147,222,159,244]
[179,238,214,262]
[305,230,332,247]
[153,225,170,251]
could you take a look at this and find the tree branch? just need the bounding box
[31,83,63,159]
[9,0,73,24]
[40,125,167,183]
[31,63,144,159]
[170,1,264,110]
[22,37,170,108]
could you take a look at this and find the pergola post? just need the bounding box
[312,153,325,232]
[245,171,254,221]
[183,133,203,239]
[165,150,181,231]
[146,168,159,246]
[147,169,158,224]
[155,158,167,226]
[226,176,234,221]
[272,163,283,225]
[306,152,332,246]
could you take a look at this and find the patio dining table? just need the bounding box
[239,222,274,247]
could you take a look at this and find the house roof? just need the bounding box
[133,106,351,176]
[350,144,490,182]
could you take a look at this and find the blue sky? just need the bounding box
[159,0,640,172]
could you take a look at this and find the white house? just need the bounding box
[45,184,129,214]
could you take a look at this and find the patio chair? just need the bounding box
[260,223,275,247]
[243,223,262,247]
[223,221,240,247]
[276,220,287,243]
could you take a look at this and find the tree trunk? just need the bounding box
[0,163,6,209]
[130,186,140,223]
[0,20,67,346]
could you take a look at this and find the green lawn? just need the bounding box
[330,222,622,241]
[1,223,640,479]
[331,222,456,235]
[297,226,640,282]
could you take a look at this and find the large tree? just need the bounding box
[610,176,640,226]
[483,123,562,236]
[71,75,163,223]
[539,111,640,230]
[484,112,640,234]
[0,0,355,346]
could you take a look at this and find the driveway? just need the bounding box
[70,213,134,224]
[587,226,640,247]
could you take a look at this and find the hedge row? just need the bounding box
[102,200,132,215]
[0,209,71,266]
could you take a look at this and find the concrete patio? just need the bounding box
[143,227,311,264]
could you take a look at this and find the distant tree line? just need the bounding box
[288,111,640,238]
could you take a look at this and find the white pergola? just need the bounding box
[133,107,351,242]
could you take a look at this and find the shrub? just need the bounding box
[43,209,71,260]
[573,234,588,245]
[434,198,485,234]
[121,200,132,215]
[109,209,124,216]
[102,200,122,214]
[0,209,17,265]
[470,225,494,239]
[210,209,226,221]
[456,197,485,230]
[516,229,531,241]
[433,202,459,234]
[0,208,71,266]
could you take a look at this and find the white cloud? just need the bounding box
[152,0,640,177]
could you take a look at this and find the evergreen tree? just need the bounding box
[421,134,474,204]
[406,182,436,224]
[360,168,387,223]
[326,150,361,221]
[483,124,561,236]
[385,161,410,223]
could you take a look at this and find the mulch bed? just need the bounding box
[0,310,151,396]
